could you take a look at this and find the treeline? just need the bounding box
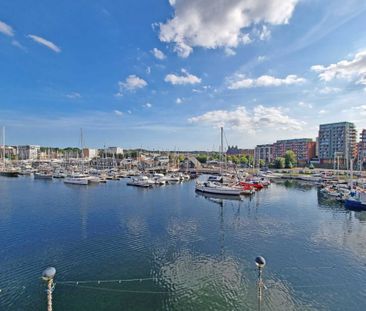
[195,153,256,167]
[272,150,297,169]
[195,150,299,169]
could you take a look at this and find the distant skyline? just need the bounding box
[1,0,366,150]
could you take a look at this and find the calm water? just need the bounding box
[1,177,366,310]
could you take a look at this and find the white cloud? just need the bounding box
[66,92,81,99]
[257,55,268,63]
[27,34,61,53]
[151,48,166,60]
[259,25,271,41]
[165,69,201,85]
[343,105,366,116]
[228,74,305,89]
[318,86,342,94]
[114,110,123,116]
[0,20,14,37]
[117,75,148,95]
[176,97,183,104]
[319,109,327,114]
[11,39,26,50]
[298,101,312,109]
[224,47,236,56]
[188,105,304,132]
[311,50,366,86]
[144,102,152,108]
[159,0,299,57]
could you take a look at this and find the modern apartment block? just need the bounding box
[17,145,40,160]
[358,129,366,165]
[273,138,316,164]
[318,122,357,164]
[254,144,273,164]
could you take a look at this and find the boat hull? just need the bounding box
[126,182,151,188]
[34,173,52,180]
[195,184,241,196]
[0,171,19,177]
[64,178,89,185]
[345,199,366,211]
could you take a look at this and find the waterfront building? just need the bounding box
[17,145,40,160]
[318,122,357,166]
[105,147,124,156]
[83,148,98,159]
[254,144,273,165]
[226,146,254,157]
[1,146,17,160]
[273,138,316,164]
[358,129,366,168]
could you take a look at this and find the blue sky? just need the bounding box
[1,0,366,150]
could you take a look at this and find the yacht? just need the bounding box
[34,172,53,180]
[64,174,89,185]
[127,175,152,188]
[165,174,181,183]
[195,181,242,196]
[152,173,166,185]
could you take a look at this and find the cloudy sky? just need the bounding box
[1,0,366,150]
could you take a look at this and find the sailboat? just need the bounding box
[64,129,89,185]
[0,126,19,177]
[195,127,242,196]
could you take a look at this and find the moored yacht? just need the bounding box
[195,181,242,196]
[127,175,153,187]
[64,173,89,185]
[34,172,53,180]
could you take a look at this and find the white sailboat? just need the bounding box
[195,181,242,196]
[63,129,89,185]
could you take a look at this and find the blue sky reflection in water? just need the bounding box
[0,177,366,310]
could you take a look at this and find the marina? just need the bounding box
[1,175,366,310]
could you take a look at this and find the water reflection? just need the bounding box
[276,179,315,191]
[1,178,366,310]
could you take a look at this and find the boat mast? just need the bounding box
[2,126,5,167]
[220,127,223,175]
[80,128,84,173]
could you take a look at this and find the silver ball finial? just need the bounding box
[255,256,266,269]
[42,267,56,281]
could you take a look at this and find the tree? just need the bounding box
[246,155,254,166]
[274,157,286,169]
[231,155,239,164]
[240,156,248,165]
[196,154,207,163]
[259,159,266,168]
[285,150,296,168]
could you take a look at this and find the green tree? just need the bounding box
[240,156,248,165]
[285,150,296,168]
[247,155,254,167]
[196,154,207,163]
[231,155,240,164]
[274,157,286,169]
[259,159,266,168]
